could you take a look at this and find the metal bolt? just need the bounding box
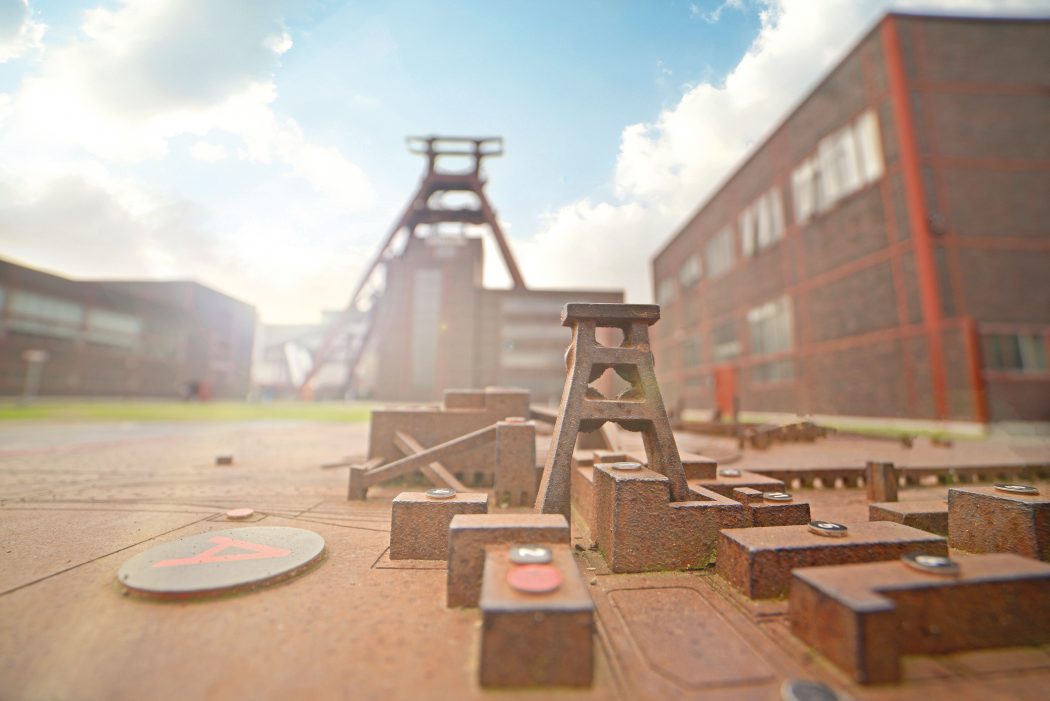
[507,564,562,594]
[504,416,527,424]
[226,508,254,520]
[781,678,849,701]
[719,468,741,477]
[509,544,553,564]
[902,552,959,576]
[763,491,793,502]
[994,484,1039,495]
[425,487,457,500]
[808,521,848,537]
[610,461,643,471]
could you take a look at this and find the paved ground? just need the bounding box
[1,420,1048,700]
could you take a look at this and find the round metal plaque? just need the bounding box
[781,678,849,701]
[425,487,457,499]
[808,521,848,538]
[901,552,959,576]
[994,484,1039,495]
[117,527,325,599]
[610,461,643,471]
[763,491,793,502]
[225,508,255,521]
[507,564,562,594]
[719,468,741,478]
[509,544,553,564]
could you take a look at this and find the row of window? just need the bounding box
[983,333,1047,374]
[677,295,794,375]
[2,289,144,350]
[658,109,885,305]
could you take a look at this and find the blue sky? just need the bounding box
[1,0,1047,323]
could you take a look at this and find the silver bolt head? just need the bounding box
[781,678,850,701]
[509,544,553,564]
[610,461,643,471]
[763,491,793,501]
[719,468,741,477]
[902,552,959,576]
[995,483,1039,495]
[425,487,457,499]
[808,520,848,537]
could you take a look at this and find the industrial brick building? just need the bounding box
[0,258,256,399]
[651,14,1050,423]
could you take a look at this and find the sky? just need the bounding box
[1,0,1048,324]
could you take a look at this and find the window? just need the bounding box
[983,333,1047,373]
[751,359,794,383]
[656,278,676,306]
[678,254,702,288]
[854,110,885,183]
[85,309,143,349]
[712,321,740,362]
[705,226,735,278]
[747,296,793,357]
[7,290,84,339]
[682,338,701,367]
[742,187,785,256]
[791,109,884,225]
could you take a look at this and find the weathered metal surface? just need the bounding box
[732,487,811,527]
[446,513,570,607]
[493,419,538,506]
[717,521,948,599]
[117,527,326,599]
[869,499,948,535]
[350,413,537,504]
[948,485,1050,560]
[593,463,745,572]
[789,553,1050,684]
[479,545,594,687]
[367,386,530,463]
[693,469,786,498]
[535,303,689,522]
[865,461,898,502]
[389,491,488,560]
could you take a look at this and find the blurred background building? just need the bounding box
[0,257,256,399]
[651,13,1050,423]
[299,136,622,404]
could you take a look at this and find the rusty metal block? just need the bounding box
[717,521,948,599]
[493,419,538,507]
[866,461,898,502]
[869,499,948,535]
[789,553,1050,684]
[479,545,594,687]
[948,485,1049,560]
[367,386,530,465]
[693,469,785,498]
[749,500,811,527]
[447,513,569,607]
[389,491,488,560]
[593,463,745,572]
[623,450,718,480]
[731,487,811,526]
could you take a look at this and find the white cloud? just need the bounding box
[189,141,229,163]
[691,0,746,24]
[0,0,374,208]
[519,0,1050,303]
[0,0,44,63]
